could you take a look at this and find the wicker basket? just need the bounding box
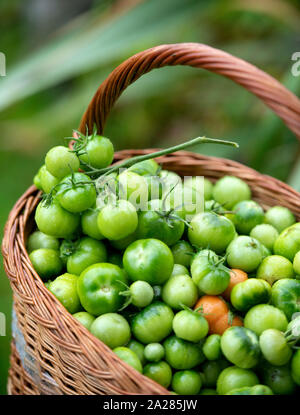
[3,43,300,395]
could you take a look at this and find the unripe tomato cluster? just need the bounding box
[29,132,300,395]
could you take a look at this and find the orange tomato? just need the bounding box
[222,269,248,301]
[194,295,243,335]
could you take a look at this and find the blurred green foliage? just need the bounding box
[0,0,299,394]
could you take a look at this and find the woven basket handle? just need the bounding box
[79,43,300,139]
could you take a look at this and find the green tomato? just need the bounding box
[229,200,264,235]
[137,209,184,246]
[226,385,273,395]
[123,239,174,285]
[49,273,81,314]
[271,278,300,320]
[172,309,209,342]
[205,200,223,214]
[33,166,43,190]
[97,200,138,241]
[201,359,229,388]
[90,313,130,349]
[216,366,259,395]
[203,334,222,360]
[45,146,80,179]
[291,349,300,385]
[259,329,292,366]
[250,224,279,251]
[27,231,59,253]
[162,274,198,310]
[77,263,127,316]
[117,171,149,209]
[143,361,172,388]
[72,311,95,330]
[163,335,205,370]
[221,326,261,369]
[188,212,236,254]
[65,237,107,276]
[131,302,174,344]
[144,343,165,362]
[113,347,142,373]
[274,223,300,261]
[172,370,202,395]
[128,158,159,176]
[226,236,263,272]
[230,278,271,312]
[35,200,80,239]
[29,248,63,280]
[128,281,154,308]
[127,339,146,366]
[77,134,114,169]
[191,255,230,295]
[293,251,300,275]
[185,176,213,201]
[171,264,190,277]
[244,304,288,336]
[171,240,194,267]
[265,206,295,233]
[160,170,182,197]
[256,255,294,285]
[213,176,251,210]
[260,362,296,395]
[39,165,60,193]
[81,207,104,240]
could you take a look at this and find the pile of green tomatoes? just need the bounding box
[29,129,300,395]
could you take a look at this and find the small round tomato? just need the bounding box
[29,248,63,280]
[212,176,251,210]
[160,170,182,198]
[143,361,172,388]
[72,311,95,330]
[81,207,104,240]
[216,366,259,395]
[49,273,82,314]
[226,236,263,273]
[163,335,205,370]
[144,343,165,362]
[127,339,146,365]
[77,134,114,169]
[162,274,198,310]
[27,231,60,253]
[131,302,174,344]
[260,362,296,395]
[129,158,159,176]
[291,349,300,385]
[117,170,149,209]
[113,347,142,373]
[221,269,248,301]
[229,200,264,235]
[230,278,271,312]
[221,326,261,369]
[97,200,138,241]
[33,166,43,190]
[123,239,174,285]
[35,200,80,239]
[166,184,204,222]
[171,264,190,277]
[171,240,194,267]
[226,385,273,395]
[274,223,300,261]
[259,328,292,366]
[90,313,131,349]
[201,359,229,388]
[45,146,80,179]
[172,370,202,395]
[202,334,222,361]
[244,304,288,336]
[137,208,184,246]
[77,263,127,316]
[256,255,294,286]
[39,165,60,193]
[172,309,209,342]
[126,281,154,308]
[185,176,213,201]
[265,206,295,233]
[250,224,279,251]
[293,251,300,275]
[188,212,236,254]
[271,278,300,320]
[191,254,230,295]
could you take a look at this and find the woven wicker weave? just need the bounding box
[3,43,300,395]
